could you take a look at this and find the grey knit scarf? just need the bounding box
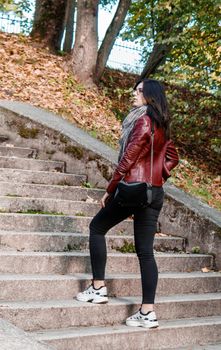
[118,105,147,162]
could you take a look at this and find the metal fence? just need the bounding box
[0,13,144,74]
[0,13,31,34]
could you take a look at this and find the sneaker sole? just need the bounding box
[76,296,108,304]
[126,320,159,329]
[92,298,108,304]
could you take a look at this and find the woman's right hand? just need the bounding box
[101,192,110,208]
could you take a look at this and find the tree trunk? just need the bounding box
[63,0,76,53]
[140,42,172,79]
[31,0,67,52]
[140,18,184,79]
[95,0,132,82]
[32,0,41,24]
[69,0,99,86]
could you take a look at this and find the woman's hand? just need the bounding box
[101,192,110,208]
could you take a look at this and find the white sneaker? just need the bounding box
[76,284,108,304]
[126,309,159,328]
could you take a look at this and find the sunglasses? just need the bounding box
[134,88,143,94]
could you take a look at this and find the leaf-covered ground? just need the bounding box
[0,32,220,210]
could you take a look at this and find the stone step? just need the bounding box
[165,344,221,350]
[31,316,221,350]
[0,200,182,252]
[0,271,220,301]
[0,196,100,217]
[0,213,132,234]
[0,168,86,186]
[0,231,185,253]
[0,156,65,172]
[0,318,53,350]
[0,146,37,158]
[0,251,213,274]
[0,182,103,201]
[0,293,220,330]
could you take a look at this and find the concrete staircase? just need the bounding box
[0,143,220,350]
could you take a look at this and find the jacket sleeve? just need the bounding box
[106,116,151,194]
[162,140,179,181]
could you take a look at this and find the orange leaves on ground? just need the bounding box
[171,158,221,211]
[0,32,120,148]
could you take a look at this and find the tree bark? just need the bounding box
[69,0,99,86]
[140,15,184,79]
[140,42,172,79]
[95,0,132,82]
[32,0,41,24]
[31,0,67,52]
[63,0,76,53]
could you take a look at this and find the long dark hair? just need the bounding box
[134,78,170,139]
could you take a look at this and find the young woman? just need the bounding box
[76,79,179,328]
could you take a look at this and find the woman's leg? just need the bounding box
[133,187,164,312]
[89,198,133,286]
[76,198,133,303]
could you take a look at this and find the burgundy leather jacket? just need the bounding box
[106,114,179,194]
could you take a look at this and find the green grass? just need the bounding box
[75,212,86,217]
[82,181,93,188]
[116,240,136,253]
[191,246,201,254]
[16,209,65,215]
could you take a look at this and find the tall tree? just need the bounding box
[63,0,76,53]
[14,0,131,84]
[69,0,132,86]
[68,0,99,85]
[31,0,67,51]
[123,0,220,90]
[95,0,131,81]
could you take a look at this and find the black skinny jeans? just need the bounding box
[89,186,164,304]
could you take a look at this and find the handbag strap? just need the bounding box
[150,118,155,185]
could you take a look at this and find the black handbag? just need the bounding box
[114,119,154,207]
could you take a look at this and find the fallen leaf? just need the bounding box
[85,196,98,204]
[201,267,211,273]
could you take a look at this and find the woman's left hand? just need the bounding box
[101,192,110,208]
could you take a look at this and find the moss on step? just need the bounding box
[63,243,81,251]
[64,145,83,159]
[59,135,68,144]
[46,150,56,155]
[15,209,65,215]
[191,246,201,254]
[82,181,92,188]
[97,162,111,181]
[75,212,86,217]
[18,126,39,139]
[6,194,21,197]
[116,240,136,253]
